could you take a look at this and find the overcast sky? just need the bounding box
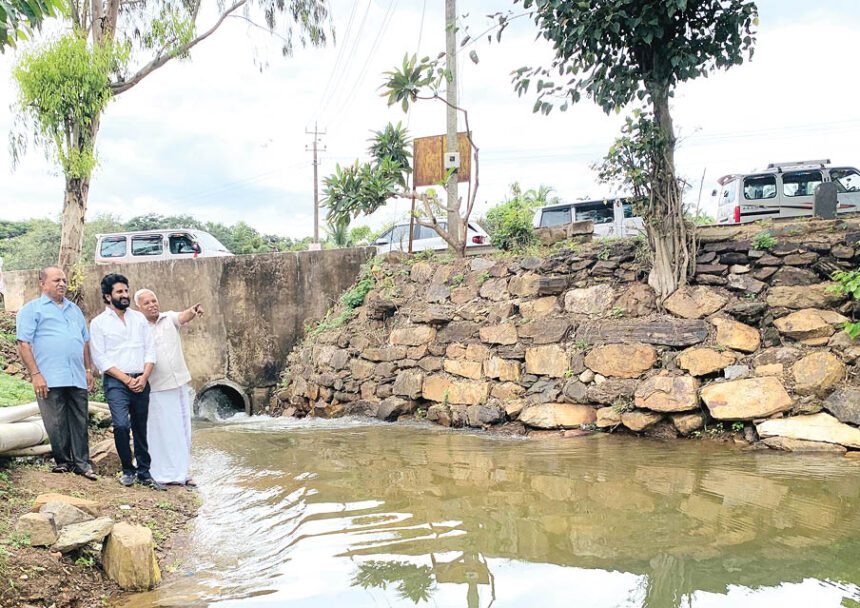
[1,0,859,238]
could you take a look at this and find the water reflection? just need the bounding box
[125,419,860,608]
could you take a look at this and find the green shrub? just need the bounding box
[484,199,537,251]
[752,231,777,250]
[830,270,860,338]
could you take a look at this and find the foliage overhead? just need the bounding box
[0,0,65,51]
[13,33,129,177]
[512,0,759,114]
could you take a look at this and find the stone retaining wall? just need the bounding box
[274,218,860,453]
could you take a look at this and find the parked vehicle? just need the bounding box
[715,159,860,224]
[94,229,233,265]
[532,198,645,238]
[374,220,489,254]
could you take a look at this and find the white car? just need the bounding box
[715,159,860,224]
[533,198,645,238]
[95,229,233,265]
[374,220,489,254]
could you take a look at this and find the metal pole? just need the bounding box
[445,0,459,251]
[306,122,326,248]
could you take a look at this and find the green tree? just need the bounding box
[10,0,331,275]
[0,0,65,50]
[513,0,757,298]
[483,182,550,251]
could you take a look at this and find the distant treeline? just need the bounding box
[0,214,316,271]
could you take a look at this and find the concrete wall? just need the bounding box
[4,248,373,411]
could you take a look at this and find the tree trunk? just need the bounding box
[646,83,690,301]
[58,176,90,275]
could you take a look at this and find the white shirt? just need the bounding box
[148,311,192,392]
[90,308,156,375]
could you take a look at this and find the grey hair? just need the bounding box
[134,288,156,306]
[38,266,63,282]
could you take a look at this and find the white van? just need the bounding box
[95,229,233,265]
[715,160,860,224]
[533,198,645,238]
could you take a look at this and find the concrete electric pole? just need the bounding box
[445,0,460,251]
[306,122,326,249]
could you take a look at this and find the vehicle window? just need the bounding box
[539,207,571,227]
[389,225,409,245]
[722,187,736,204]
[414,225,438,240]
[831,168,860,193]
[169,233,197,254]
[131,235,163,256]
[621,203,634,218]
[783,170,822,197]
[99,236,126,258]
[194,232,230,253]
[574,202,614,224]
[743,175,776,200]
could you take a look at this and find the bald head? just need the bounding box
[39,267,67,303]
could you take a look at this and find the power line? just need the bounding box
[314,0,360,120]
[406,0,427,131]
[318,0,373,126]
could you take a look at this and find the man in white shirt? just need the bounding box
[134,288,203,486]
[90,273,164,490]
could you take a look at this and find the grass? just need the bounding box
[752,231,777,251]
[0,373,36,407]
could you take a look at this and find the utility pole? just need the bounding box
[445,0,460,252]
[305,122,326,249]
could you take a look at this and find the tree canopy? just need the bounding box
[0,0,65,50]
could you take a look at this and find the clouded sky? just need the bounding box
[1,0,859,238]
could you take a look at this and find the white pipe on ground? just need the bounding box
[0,402,40,424]
[0,420,49,453]
[2,444,52,457]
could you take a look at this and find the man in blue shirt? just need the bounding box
[16,266,96,480]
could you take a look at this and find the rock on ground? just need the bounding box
[102,522,162,590]
[53,517,114,553]
[756,413,860,449]
[519,403,596,429]
[700,377,793,420]
[16,512,58,547]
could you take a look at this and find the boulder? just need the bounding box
[584,344,657,378]
[491,382,526,400]
[790,352,845,396]
[422,376,489,405]
[762,436,847,453]
[676,348,736,377]
[102,523,161,591]
[525,345,568,378]
[466,404,505,427]
[518,296,559,319]
[672,412,706,435]
[575,318,708,347]
[664,287,727,319]
[726,274,767,294]
[479,324,519,345]
[771,267,819,286]
[443,359,484,380]
[537,276,569,296]
[756,413,860,449]
[613,283,656,317]
[724,302,767,325]
[32,493,99,517]
[724,364,750,380]
[40,501,93,529]
[484,357,521,382]
[451,286,478,304]
[712,318,760,353]
[519,403,596,429]
[343,400,379,417]
[754,363,784,377]
[824,387,860,425]
[504,400,526,418]
[563,285,615,315]
[562,380,588,403]
[767,284,845,309]
[621,410,663,432]
[508,273,541,297]
[634,374,699,412]
[752,347,803,367]
[390,326,436,346]
[595,407,622,428]
[391,370,425,399]
[376,397,415,421]
[585,379,638,405]
[464,344,490,361]
[426,404,452,426]
[349,358,375,381]
[700,377,793,420]
[470,257,495,272]
[410,305,453,325]
[479,277,509,301]
[16,513,58,547]
[53,517,114,553]
[410,262,433,283]
[774,309,848,345]
[517,318,571,344]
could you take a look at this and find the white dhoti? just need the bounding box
[147,383,193,484]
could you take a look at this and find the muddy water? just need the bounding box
[125,418,860,608]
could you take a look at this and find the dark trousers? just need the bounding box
[104,375,152,479]
[37,387,91,473]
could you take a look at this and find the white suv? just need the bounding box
[374,221,489,254]
[95,229,233,265]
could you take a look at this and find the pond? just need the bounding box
[124,417,860,608]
